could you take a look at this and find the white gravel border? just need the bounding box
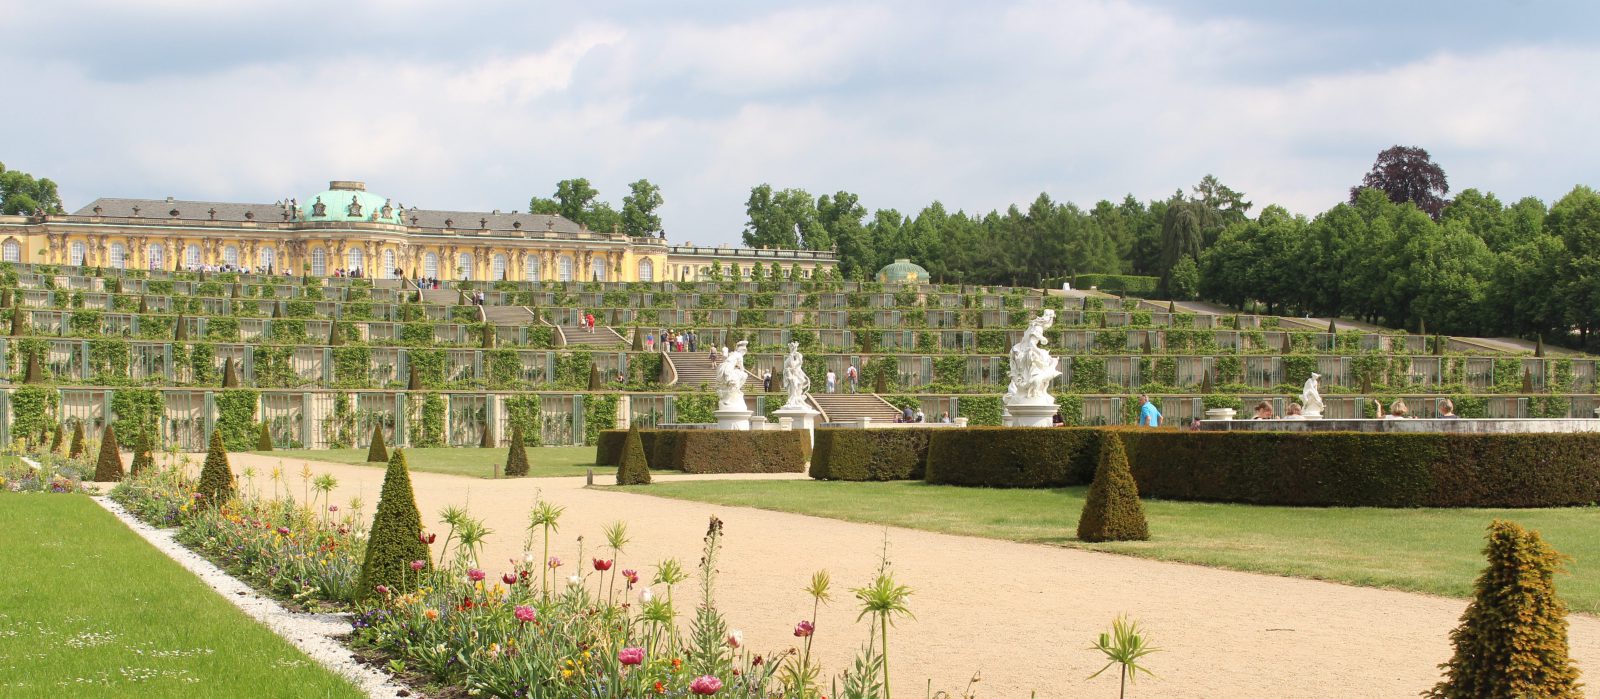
[89,494,416,698]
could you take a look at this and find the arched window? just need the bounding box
[637,258,653,282]
[457,253,473,280]
[558,255,574,281]
[1,239,19,263]
[491,254,507,281]
[185,244,201,269]
[592,258,607,282]
[258,247,276,271]
[524,254,540,281]
[146,244,164,270]
[108,243,126,269]
[70,241,86,266]
[346,247,364,273]
[382,249,397,279]
[311,248,327,276]
[223,245,239,268]
[423,252,439,279]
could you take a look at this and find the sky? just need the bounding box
[1,0,1596,246]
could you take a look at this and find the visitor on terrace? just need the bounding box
[1436,398,1460,419]
[1384,399,1411,419]
[1283,403,1305,420]
[825,369,837,393]
[846,364,859,393]
[1137,394,1161,427]
[1251,401,1276,420]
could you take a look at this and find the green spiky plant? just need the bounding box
[357,449,432,597]
[1425,520,1582,698]
[1089,615,1160,699]
[196,427,234,505]
[256,420,273,451]
[503,423,529,477]
[615,424,651,485]
[366,423,388,463]
[68,421,85,459]
[93,424,124,482]
[1077,433,1150,542]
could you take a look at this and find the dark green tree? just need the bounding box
[196,427,234,504]
[0,162,66,215]
[503,423,529,477]
[743,185,828,250]
[93,424,124,482]
[620,179,664,237]
[366,423,389,463]
[256,420,274,451]
[129,429,154,476]
[615,425,651,485]
[69,421,85,458]
[1076,433,1149,542]
[357,449,432,597]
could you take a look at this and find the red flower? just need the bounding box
[514,605,537,623]
[653,682,665,694]
[419,532,436,544]
[276,526,291,536]
[689,675,723,695]
[502,572,518,585]
[794,620,814,637]
[410,560,427,571]
[618,646,645,666]
[592,558,613,572]
[374,585,390,596]
[468,568,486,582]
[621,569,639,585]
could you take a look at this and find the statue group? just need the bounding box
[1004,310,1063,408]
[782,341,811,410]
[715,340,750,412]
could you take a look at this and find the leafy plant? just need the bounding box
[1088,615,1159,698]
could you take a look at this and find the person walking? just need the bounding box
[1137,394,1162,427]
[845,364,859,394]
[687,330,697,353]
[763,371,773,393]
[825,370,837,394]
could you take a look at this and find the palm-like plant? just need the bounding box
[1089,615,1159,698]
[526,496,565,599]
[603,521,629,602]
[852,571,913,698]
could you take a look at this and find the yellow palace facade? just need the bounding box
[0,180,836,282]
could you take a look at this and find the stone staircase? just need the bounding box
[810,393,903,423]
[484,305,535,324]
[418,287,459,306]
[555,322,627,348]
[665,352,756,391]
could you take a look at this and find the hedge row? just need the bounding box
[810,428,937,481]
[814,427,1600,508]
[595,428,809,474]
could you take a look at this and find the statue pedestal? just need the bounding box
[773,404,820,447]
[1007,402,1059,428]
[1301,407,1325,419]
[714,409,753,431]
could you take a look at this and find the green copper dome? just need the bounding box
[876,258,929,284]
[297,180,403,224]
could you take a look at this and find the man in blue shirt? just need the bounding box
[1137,394,1162,427]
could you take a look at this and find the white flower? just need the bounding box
[568,574,581,586]
[523,551,536,564]
[726,629,744,649]
[640,588,654,603]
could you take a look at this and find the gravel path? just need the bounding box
[90,495,413,698]
[222,453,1600,698]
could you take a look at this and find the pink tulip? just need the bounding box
[276,526,291,536]
[419,532,436,544]
[617,646,645,666]
[689,675,723,695]
[410,560,427,571]
[502,572,518,585]
[328,505,339,512]
[592,558,613,572]
[514,605,537,623]
[794,620,814,637]
[374,585,390,596]
[547,556,563,569]
[468,568,486,582]
[621,569,639,585]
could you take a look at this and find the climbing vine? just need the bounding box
[583,394,618,446]
[503,394,544,447]
[214,389,260,450]
[110,387,163,447]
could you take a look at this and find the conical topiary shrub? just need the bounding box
[129,429,154,476]
[49,423,64,454]
[873,371,887,394]
[10,304,28,336]
[588,364,602,390]
[481,322,495,349]
[221,357,239,388]
[256,420,274,451]
[1326,318,1337,336]
[366,423,388,463]
[1425,520,1582,698]
[1076,433,1149,542]
[407,363,421,391]
[174,313,188,341]
[1535,335,1546,358]
[357,449,432,597]
[504,423,529,477]
[480,423,495,448]
[138,296,149,314]
[22,351,43,384]
[93,424,124,482]
[631,327,644,351]
[615,425,651,486]
[329,321,345,347]
[196,427,234,505]
[69,421,85,459]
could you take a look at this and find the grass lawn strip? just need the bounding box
[256,446,599,478]
[0,493,369,698]
[632,479,1600,615]
[90,495,409,697]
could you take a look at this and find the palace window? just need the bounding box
[311,248,327,276]
[258,247,276,271]
[1,239,18,263]
[491,254,507,281]
[70,241,86,266]
[382,249,396,279]
[185,244,201,269]
[223,245,239,268]
[108,243,126,269]
[147,244,164,270]
[558,255,574,282]
[457,253,474,280]
[524,255,540,281]
[592,258,607,282]
[347,248,364,273]
[637,258,653,282]
[423,252,439,279]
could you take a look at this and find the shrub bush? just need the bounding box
[1076,433,1149,542]
[129,430,155,477]
[256,421,274,451]
[1426,520,1581,698]
[196,427,235,504]
[924,427,1101,487]
[810,428,936,481]
[357,449,431,598]
[93,424,124,482]
[69,421,85,459]
[615,426,652,485]
[669,430,808,474]
[366,424,388,463]
[503,424,529,477]
[594,429,629,466]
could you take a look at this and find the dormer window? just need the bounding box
[347,195,363,218]
[311,197,327,217]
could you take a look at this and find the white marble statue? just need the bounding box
[1003,310,1063,407]
[715,340,750,411]
[1300,372,1325,417]
[781,341,811,409]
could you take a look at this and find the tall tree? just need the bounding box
[742,185,827,250]
[817,191,871,278]
[619,179,664,237]
[554,178,600,225]
[1351,145,1450,219]
[1549,185,1600,344]
[0,162,65,215]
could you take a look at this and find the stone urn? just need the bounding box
[1204,408,1237,421]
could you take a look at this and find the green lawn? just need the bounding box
[0,494,363,698]
[255,446,602,478]
[631,480,1600,613]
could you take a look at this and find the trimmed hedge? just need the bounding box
[595,429,630,466]
[924,427,1102,488]
[810,428,937,481]
[671,430,808,474]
